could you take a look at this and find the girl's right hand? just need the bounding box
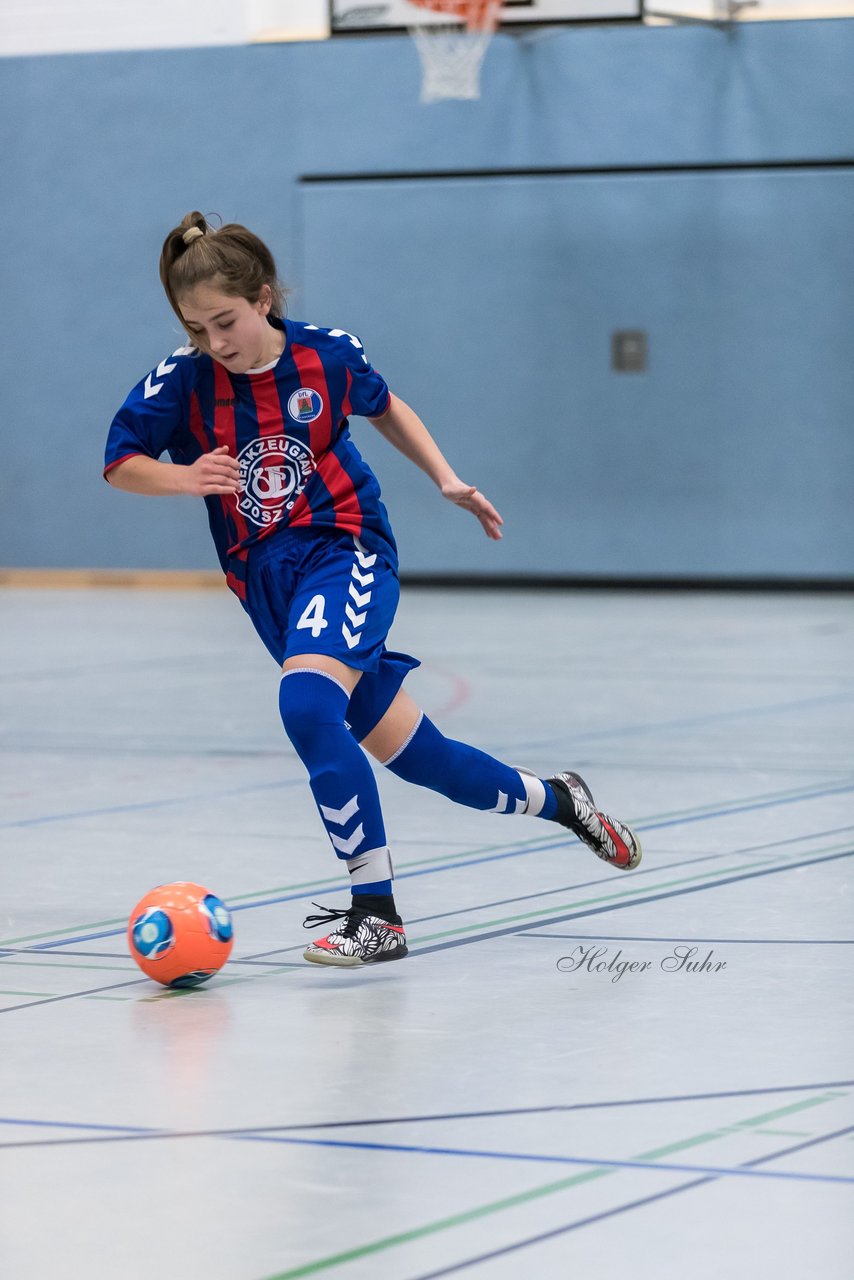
[440,477,504,541]
[182,446,241,496]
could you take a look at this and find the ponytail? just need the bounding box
[159,212,286,333]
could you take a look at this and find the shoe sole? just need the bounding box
[303,945,409,967]
[558,771,642,871]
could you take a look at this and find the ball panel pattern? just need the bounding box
[127,883,234,986]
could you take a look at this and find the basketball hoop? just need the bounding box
[408,0,502,103]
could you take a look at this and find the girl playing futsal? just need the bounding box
[104,212,641,967]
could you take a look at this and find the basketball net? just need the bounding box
[408,0,501,103]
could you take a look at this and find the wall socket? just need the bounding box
[612,330,648,373]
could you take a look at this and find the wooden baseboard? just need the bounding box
[0,568,224,590]
[2,568,851,592]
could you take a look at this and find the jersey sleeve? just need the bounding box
[326,328,391,419]
[104,347,196,478]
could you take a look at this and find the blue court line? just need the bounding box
[15,840,569,953]
[16,843,724,954]
[238,804,854,939]
[379,824,852,934]
[240,1130,854,1188]
[3,846,849,1005]
[7,832,848,978]
[0,1117,155,1134]
[0,826,754,955]
[413,847,854,956]
[231,849,727,919]
[1,1083,851,1149]
[266,1083,853,1127]
[0,977,151,1012]
[1,738,289,762]
[0,775,305,830]
[1,732,851,834]
[236,850,739,964]
[0,949,136,960]
[4,932,142,953]
[376,851,729,928]
[407,1122,854,1280]
[0,947,303,968]
[11,776,853,953]
[636,779,854,833]
[410,1180,717,1280]
[518,933,854,945]
[710,821,854,852]
[512,686,854,752]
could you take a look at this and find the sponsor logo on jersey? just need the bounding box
[237,435,316,528]
[287,387,324,423]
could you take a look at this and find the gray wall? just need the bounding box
[1,21,853,577]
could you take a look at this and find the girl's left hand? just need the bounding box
[441,479,504,541]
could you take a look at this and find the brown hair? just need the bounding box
[159,212,286,337]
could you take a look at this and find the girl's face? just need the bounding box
[178,281,283,373]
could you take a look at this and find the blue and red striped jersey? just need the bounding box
[104,319,397,598]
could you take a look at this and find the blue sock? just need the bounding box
[279,670,393,896]
[384,713,558,820]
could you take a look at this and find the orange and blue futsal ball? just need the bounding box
[128,882,234,988]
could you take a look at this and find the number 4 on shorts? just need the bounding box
[296,594,328,639]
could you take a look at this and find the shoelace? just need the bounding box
[302,902,367,938]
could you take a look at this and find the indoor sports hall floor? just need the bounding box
[1,585,853,1279]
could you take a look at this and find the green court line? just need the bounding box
[409,854,784,945]
[4,775,844,948]
[636,1096,839,1160]
[614,776,854,826]
[260,1092,844,1279]
[203,968,301,991]
[226,834,559,900]
[724,1096,846,1128]
[0,916,132,947]
[4,839,850,994]
[132,965,301,1002]
[2,836,849,1008]
[0,836,555,948]
[0,988,55,998]
[131,854,807,991]
[410,839,854,947]
[263,1168,613,1279]
[0,959,132,972]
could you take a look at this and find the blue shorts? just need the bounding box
[242,527,420,739]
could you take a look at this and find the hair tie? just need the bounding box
[182,226,204,246]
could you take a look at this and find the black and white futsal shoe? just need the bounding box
[302,902,409,966]
[548,771,643,871]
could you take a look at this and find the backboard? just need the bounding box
[330,0,642,33]
[328,0,854,32]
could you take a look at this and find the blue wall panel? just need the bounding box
[0,22,852,575]
[302,168,854,576]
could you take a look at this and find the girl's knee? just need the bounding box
[279,669,349,752]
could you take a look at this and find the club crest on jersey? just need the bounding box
[287,387,323,423]
[237,435,315,528]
